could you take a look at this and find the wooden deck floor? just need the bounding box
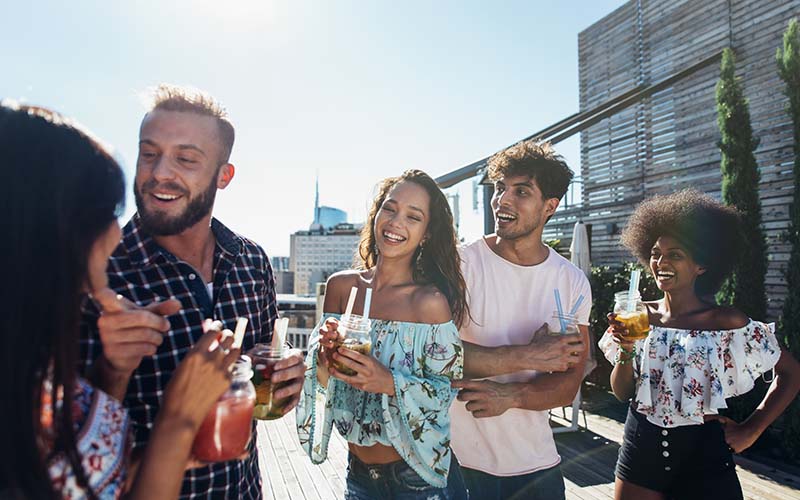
[256,390,800,499]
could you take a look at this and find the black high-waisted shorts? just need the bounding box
[616,405,743,499]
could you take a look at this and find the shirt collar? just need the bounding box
[122,215,243,266]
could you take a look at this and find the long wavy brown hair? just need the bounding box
[356,170,470,328]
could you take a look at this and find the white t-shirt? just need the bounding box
[450,237,592,476]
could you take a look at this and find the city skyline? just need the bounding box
[2,0,626,257]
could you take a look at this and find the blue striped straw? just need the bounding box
[569,295,585,317]
[627,270,640,313]
[554,289,567,333]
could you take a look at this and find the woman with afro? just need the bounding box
[599,189,800,500]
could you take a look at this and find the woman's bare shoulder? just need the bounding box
[411,285,453,324]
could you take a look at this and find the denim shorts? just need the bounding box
[344,453,468,500]
[616,405,743,499]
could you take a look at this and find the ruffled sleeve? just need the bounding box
[718,320,781,396]
[295,315,338,464]
[631,320,781,427]
[380,322,463,488]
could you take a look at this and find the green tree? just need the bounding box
[715,48,768,320]
[777,18,800,460]
[715,48,769,423]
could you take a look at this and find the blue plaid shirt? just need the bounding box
[80,215,278,499]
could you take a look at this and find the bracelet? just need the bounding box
[615,346,636,365]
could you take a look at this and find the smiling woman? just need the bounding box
[600,189,800,500]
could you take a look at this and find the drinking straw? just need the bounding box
[627,270,641,313]
[344,286,358,319]
[569,295,585,317]
[362,288,373,320]
[232,317,248,349]
[554,289,567,333]
[272,317,289,350]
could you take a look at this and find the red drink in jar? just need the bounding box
[191,356,256,462]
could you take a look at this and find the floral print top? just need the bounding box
[599,320,781,428]
[296,314,464,488]
[43,377,131,499]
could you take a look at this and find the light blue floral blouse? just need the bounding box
[296,314,463,488]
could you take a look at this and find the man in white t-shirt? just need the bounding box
[451,140,592,500]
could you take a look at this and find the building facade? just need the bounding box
[577,0,799,319]
[290,223,362,295]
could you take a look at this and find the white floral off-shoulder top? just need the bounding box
[599,320,781,428]
[296,314,463,488]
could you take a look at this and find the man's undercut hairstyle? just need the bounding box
[486,140,574,201]
[147,83,235,164]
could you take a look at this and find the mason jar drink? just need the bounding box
[192,356,256,462]
[548,312,580,336]
[248,344,291,420]
[332,314,372,376]
[614,291,650,340]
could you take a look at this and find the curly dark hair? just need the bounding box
[486,140,573,200]
[620,189,742,296]
[357,170,470,328]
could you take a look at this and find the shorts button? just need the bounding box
[663,451,670,458]
[662,430,669,436]
[664,466,671,471]
[188,273,197,280]
[662,441,669,447]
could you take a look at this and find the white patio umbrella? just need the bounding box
[570,221,597,379]
[570,221,591,277]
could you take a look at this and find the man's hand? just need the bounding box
[92,288,181,397]
[452,379,518,418]
[523,323,585,372]
[270,349,305,416]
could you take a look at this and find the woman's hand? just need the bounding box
[329,348,395,396]
[159,324,240,433]
[704,415,760,453]
[317,317,342,368]
[607,313,637,366]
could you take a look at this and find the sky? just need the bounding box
[2,0,626,257]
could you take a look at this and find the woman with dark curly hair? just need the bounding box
[296,170,469,499]
[599,189,800,500]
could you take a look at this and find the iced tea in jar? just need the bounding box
[192,356,256,462]
[613,291,651,341]
[248,344,292,420]
[331,314,372,376]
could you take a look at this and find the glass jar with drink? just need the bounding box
[331,314,372,376]
[613,291,651,341]
[548,312,580,336]
[191,356,256,463]
[248,344,292,420]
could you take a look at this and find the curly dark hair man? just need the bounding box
[620,189,742,296]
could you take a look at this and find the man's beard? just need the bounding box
[135,176,217,236]
[495,215,541,241]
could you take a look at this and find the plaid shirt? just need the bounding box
[80,216,278,499]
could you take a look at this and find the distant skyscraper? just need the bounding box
[311,174,347,231]
[291,178,362,295]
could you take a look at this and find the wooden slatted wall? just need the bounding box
[572,0,800,319]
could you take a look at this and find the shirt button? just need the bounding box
[663,451,670,458]
[662,430,669,436]
[188,273,196,280]
[664,466,671,471]
[662,441,669,447]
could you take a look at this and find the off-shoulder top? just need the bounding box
[599,320,781,428]
[296,314,464,488]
